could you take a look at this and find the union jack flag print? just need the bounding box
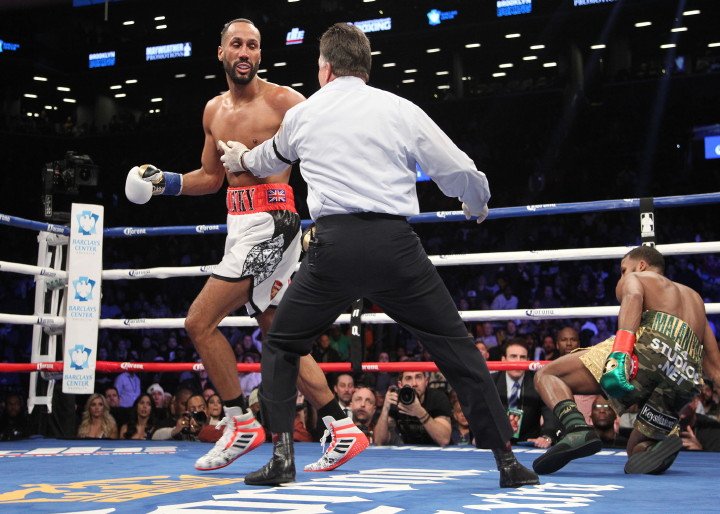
[267,189,286,203]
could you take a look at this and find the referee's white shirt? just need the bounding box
[245,76,490,221]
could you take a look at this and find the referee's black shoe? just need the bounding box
[245,432,296,486]
[492,447,541,488]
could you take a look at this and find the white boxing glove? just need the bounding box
[125,164,183,204]
[219,140,250,175]
[462,203,489,224]
[125,166,153,204]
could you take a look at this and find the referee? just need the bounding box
[220,22,539,489]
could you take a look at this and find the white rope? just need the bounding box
[5,304,720,329]
[0,260,67,280]
[4,242,719,283]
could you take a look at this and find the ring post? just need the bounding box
[62,203,103,394]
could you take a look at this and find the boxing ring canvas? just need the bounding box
[0,439,717,513]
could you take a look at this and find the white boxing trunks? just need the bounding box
[213,183,301,316]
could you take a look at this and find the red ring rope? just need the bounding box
[0,360,549,374]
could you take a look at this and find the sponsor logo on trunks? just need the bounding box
[267,189,286,203]
[227,188,256,212]
[195,224,220,233]
[650,337,701,386]
[270,279,283,299]
[123,227,147,236]
[639,403,677,432]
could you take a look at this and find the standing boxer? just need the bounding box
[533,246,720,475]
[220,22,540,488]
[125,18,366,472]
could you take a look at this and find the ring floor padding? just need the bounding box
[0,439,716,513]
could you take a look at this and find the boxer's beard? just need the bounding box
[224,58,258,85]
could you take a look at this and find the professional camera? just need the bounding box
[398,385,416,405]
[181,410,207,434]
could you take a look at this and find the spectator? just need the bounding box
[76,393,118,439]
[114,368,141,408]
[491,285,519,311]
[152,387,193,440]
[590,318,613,346]
[239,353,262,398]
[475,340,491,361]
[535,335,559,361]
[119,393,156,440]
[311,333,341,363]
[679,397,720,452]
[696,380,719,419]
[293,392,313,443]
[555,326,580,356]
[450,400,473,445]
[206,394,224,425]
[334,373,355,418]
[492,339,559,447]
[0,393,29,441]
[373,352,393,395]
[329,325,351,361]
[590,395,627,448]
[104,386,130,428]
[374,371,452,447]
[350,386,377,442]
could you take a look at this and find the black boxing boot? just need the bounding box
[492,444,541,488]
[533,399,602,475]
[244,432,295,486]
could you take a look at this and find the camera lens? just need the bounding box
[191,411,207,424]
[398,385,416,405]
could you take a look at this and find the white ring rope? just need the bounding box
[4,242,720,283]
[5,305,720,331]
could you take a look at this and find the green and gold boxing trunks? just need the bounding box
[579,310,703,439]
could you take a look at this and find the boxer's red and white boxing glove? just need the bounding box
[461,202,489,224]
[125,164,182,204]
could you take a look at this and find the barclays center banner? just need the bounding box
[62,203,104,394]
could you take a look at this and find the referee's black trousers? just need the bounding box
[259,212,513,448]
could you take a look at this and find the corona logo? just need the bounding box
[120,362,144,370]
[195,224,220,233]
[39,268,59,277]
[525,203,557,212]
[36,317,56,326]
[123,319,146,325]
[128,270,150,277]
[47,224,65,234]
[199,265,217,273]
[0,214,10,222]
[123,227,147,236]
[192,363,205,371]
[526,309,556,317]
[37,362,55,370]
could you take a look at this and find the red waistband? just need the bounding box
[226,184,296,215]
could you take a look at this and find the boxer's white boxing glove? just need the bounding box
[219,140,250,175]
[125,164,183,204]
[462,203,489,224]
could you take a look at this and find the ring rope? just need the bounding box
[0,360,547,374]
[2,191,719,238]
[5,304,720,330]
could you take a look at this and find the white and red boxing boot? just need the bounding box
[304,416,369,472]
[194,407,265,471]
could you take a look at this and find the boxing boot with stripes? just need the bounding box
[194,407,265,471]
[304,416,369,472]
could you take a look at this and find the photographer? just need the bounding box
[374,371,452,446]
[169,394,209,442]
